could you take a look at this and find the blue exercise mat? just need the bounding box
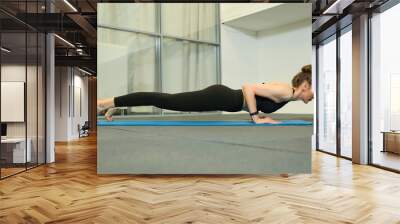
[97,120,312,126]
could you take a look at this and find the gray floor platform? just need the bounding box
[97,114,312,174]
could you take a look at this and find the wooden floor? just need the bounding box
[373,151,400,171]
[1,134,400,224]
[1,163,45,178]
[1,167,26,178]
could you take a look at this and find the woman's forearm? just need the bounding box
[242,84,258,114]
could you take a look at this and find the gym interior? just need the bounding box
[1,1,400,223]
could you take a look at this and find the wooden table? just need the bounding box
[381,131,400,154]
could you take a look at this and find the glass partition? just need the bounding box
[0,5,46,179]
[1,31,28,177]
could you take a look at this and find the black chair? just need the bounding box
[78,121,90,138]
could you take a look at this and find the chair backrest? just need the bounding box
[82,121,90,129]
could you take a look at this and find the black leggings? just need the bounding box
[113,84,244,112]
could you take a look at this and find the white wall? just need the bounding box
[220,25,259,90]
[257,20,311,114]
[221,19,312,114]
[55,67,69,141]
[72,74,89,138]
[55,67,89,141]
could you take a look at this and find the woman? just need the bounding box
[97,65,313,124]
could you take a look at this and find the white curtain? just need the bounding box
[162,39,217,94]
[162,3,218,42]
[198,4,218,41]
[97,28,157,113]
[98,3,157,33]
[127,34,157,113]
[161,3,219,108]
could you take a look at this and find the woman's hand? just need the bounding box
[252,115,281,124]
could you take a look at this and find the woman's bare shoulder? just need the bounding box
[262,82,291,88]
[261,82,292,102]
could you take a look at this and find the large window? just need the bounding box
[317,35,337,154]
[97,3,220,116]
[371,3,400,171]
[316,26,353,159]
[339,26,352,158]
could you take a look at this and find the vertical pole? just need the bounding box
[158,3,164,116]
[25,0,28,170]
[315,44,319,151]
[46,0,56,163]
[352,14,369,164]
[367,11,373,164]
[36,0,39,167]
[336,27,341,157]
[0,19,2,179]
[217,3,222,85]
[44,3,47,165]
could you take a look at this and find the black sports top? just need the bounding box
[240,84,294,113]
[254,95,289,113]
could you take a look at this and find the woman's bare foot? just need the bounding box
[97,98,115,114]
[104,108,118,121]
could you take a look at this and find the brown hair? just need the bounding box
[291,64,311,88]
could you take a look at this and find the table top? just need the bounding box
[1,138,30,143]
[381,131,400,134]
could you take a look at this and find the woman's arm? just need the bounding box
[242,82,291,123]
[242,84,260,116]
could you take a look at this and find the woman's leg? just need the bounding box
[101,84,243,113]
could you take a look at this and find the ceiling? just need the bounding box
[1,0,97,74]
[222,3,310,34]
[311,0,390,43]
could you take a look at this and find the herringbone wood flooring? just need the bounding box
[1,134,400,224]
